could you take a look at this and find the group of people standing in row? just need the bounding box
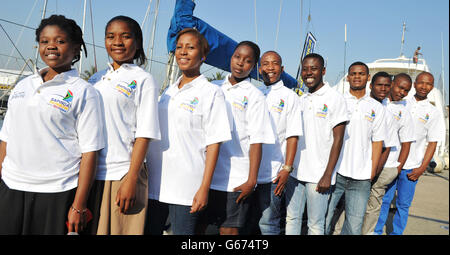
[0,14,445,236]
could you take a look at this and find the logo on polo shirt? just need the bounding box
[365,109,376,122]
[419,113,430,123]
[232,96,249,111]
[49,89,73,112]
[394,110,402,121]
[271,99,285,113]
[316,104,328,118]
[180,96,199,113]
[116,80,137,97]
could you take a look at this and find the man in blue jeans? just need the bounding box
[254,51,303,235]
[374,72,445,235]
[325,62,386,235]
[285,53,348,235]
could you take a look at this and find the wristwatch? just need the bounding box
[281,164,294,173]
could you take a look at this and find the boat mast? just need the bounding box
[79,0,87,74]
[343,24,347,93]
[33,0,48,71]
[400,22,406,57]
[146,0,160,73]
[441,32,446,106]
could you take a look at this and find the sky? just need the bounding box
[0,0,449,104]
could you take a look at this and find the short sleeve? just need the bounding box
[135,75,161,140]
[76,86,105,153]
[204,88,232,146]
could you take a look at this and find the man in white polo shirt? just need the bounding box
[285,53,349,235]
[374,71,445,235]
[254,51,303,235]
[362,72,415,235]
[325,61,386,235]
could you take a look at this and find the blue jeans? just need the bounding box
[374,169,417,235]
[325,173,371,235]
[285,176,306,235]
[168,203,203,235]
[257,182,284,235]
[304,182,332,235]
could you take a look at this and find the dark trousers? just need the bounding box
[0,179,76,235]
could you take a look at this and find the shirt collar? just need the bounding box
[34,67,80,85]
[222,74,252,90]
[171,74,208,91]
[307,81,331,97]
[107,62,138,73]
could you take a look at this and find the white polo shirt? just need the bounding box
[147,75,231,206]
[403,97,445,169]
[0,68,104,193]
[257,80,303,184]
[382,98,415,168]
[88,63,161,180]
[335,92,387,180]
[210,75,275,192]
[292,82,349,184]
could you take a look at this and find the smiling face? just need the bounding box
[229,44,256,84]
[301,56,325,92]
[175,32,204,76]
[38,25,78,73]
[414,72,434,100]
[105,20,138,69]
[390,76,412,101]
[259,52,284,85]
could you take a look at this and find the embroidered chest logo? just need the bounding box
[49,90,73,112]
[316,104,328,118]
[116,80,137,97]
[180,96,199,113]
[394,110,402,121]
[271,99,285,113]
[365,109,376,122]
[419,113,429,123]
[232,96,248,111]
[10,91,25,100]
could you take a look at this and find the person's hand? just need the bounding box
[115,175,137,213]
[233,181,256,203]
[191,186,209,213]
[67,206,87,233]
[273,170,290,196]
[316,174,332,194]
[407,168,424,182]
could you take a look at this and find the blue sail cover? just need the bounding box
[167,0,300,90]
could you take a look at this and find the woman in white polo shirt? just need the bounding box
[0,15,104,235]
[146,28,231,235]
[204,41,275,235]
[87,16,161,235]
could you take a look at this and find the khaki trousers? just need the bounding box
[361,167,398,235]
[96,166,148,235]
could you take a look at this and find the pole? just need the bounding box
[79,0,87,73]
[147,0,160,72]
[33,0,48,71]
[89,0,97,72]
[441,32,446,106]
[343,24,347,93]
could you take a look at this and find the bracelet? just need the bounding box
[71,205,87,214]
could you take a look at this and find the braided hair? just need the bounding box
[35,14,87,65]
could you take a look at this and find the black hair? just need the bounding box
[234,41,260,67]
[106,15,146,66]
[261,51,283,65]
[371,71,392,84]
[348,61,369,74]
[176,28,210,58]
[302,53,325,68]
[35,14,87,65]
[394,73,412,84]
